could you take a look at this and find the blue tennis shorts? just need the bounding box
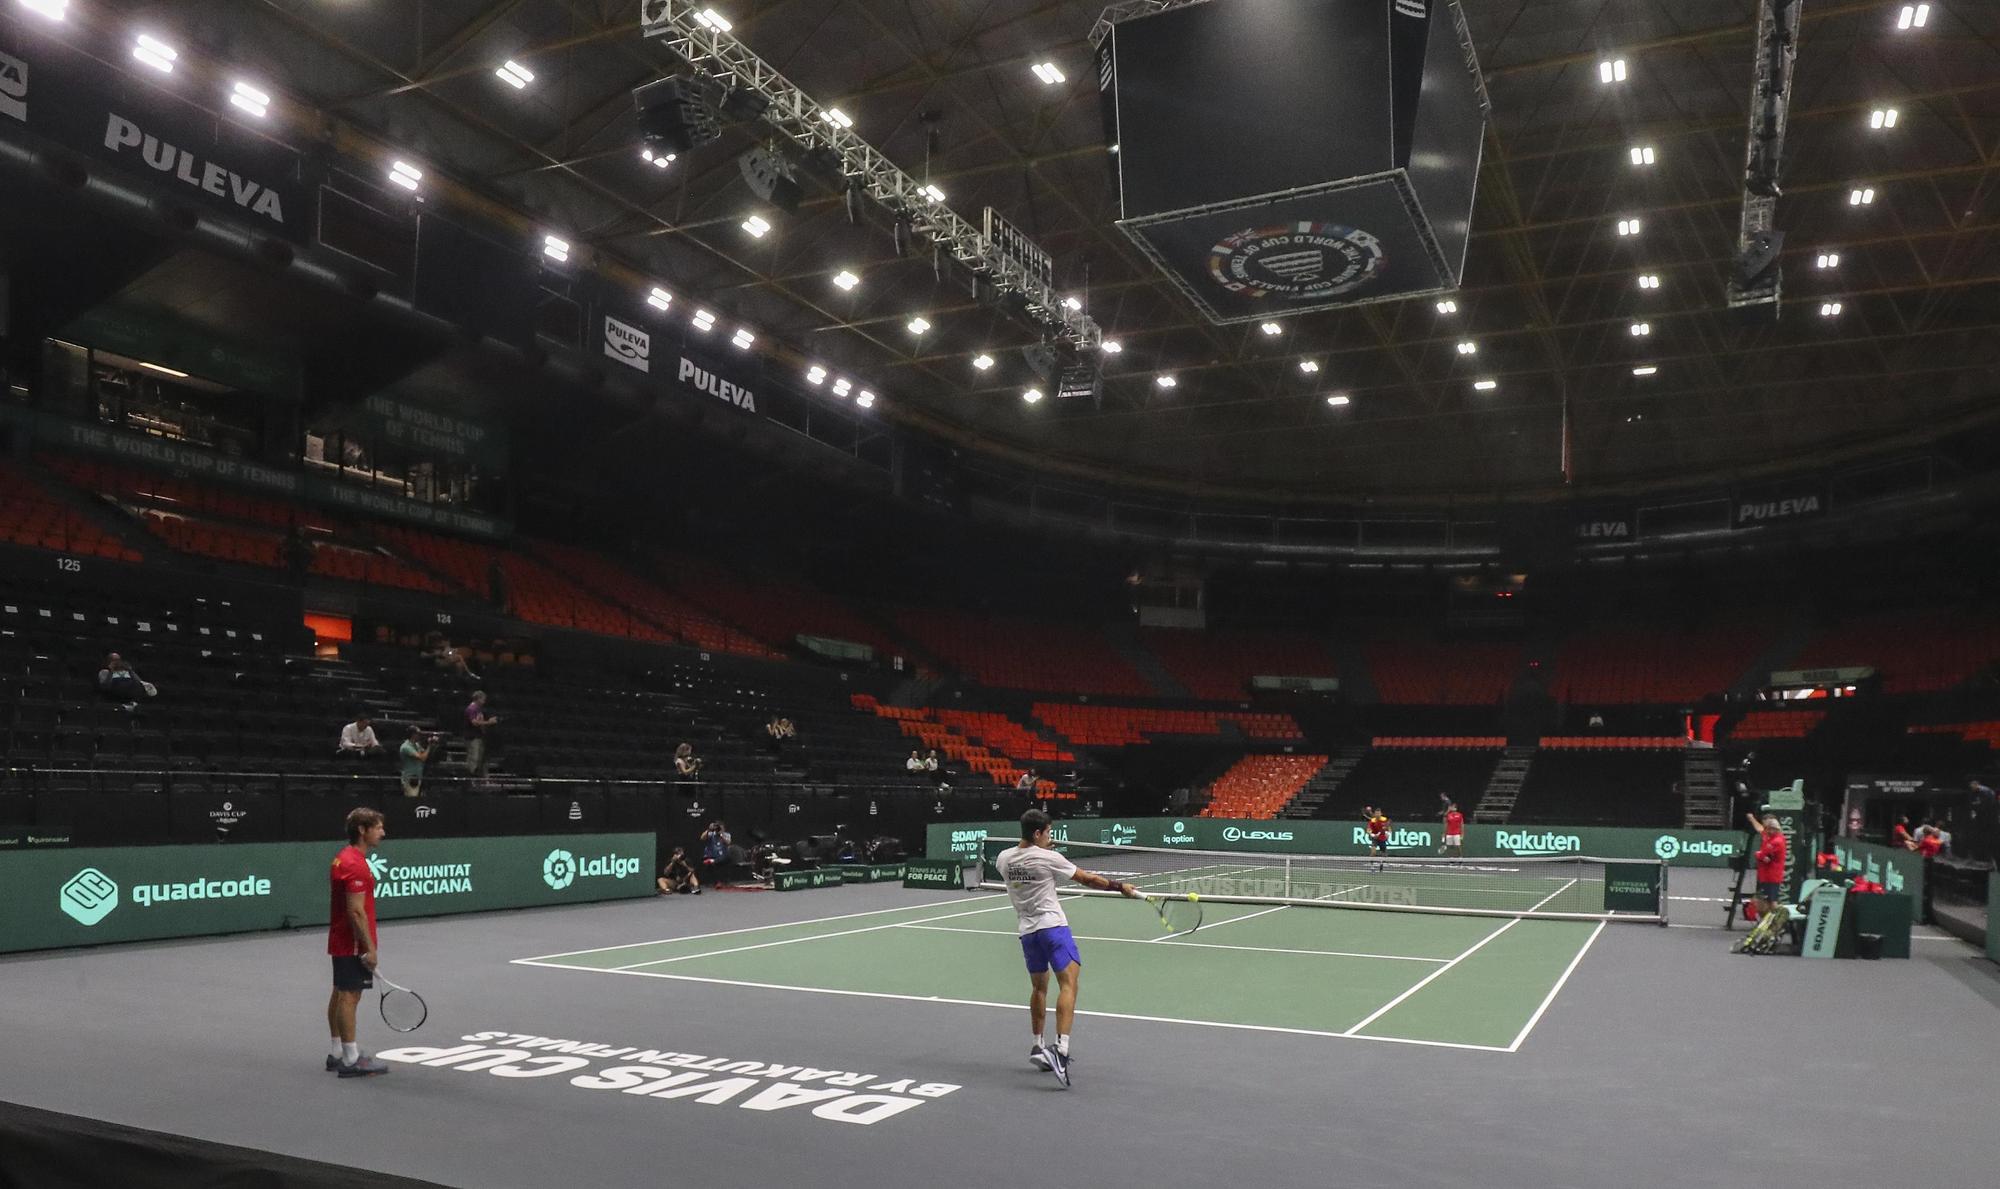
[1019,925,1081,974]
[1370,837,1388,853]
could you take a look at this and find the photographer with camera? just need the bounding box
[399,725,437,799]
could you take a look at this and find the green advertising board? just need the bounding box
[1830,838,1925,908]
[0,833,653,955]
[1800,881,1850,959]
[1603,863,1664,914]
[903,859,968,889]
[774,867,844,891]
[838,863,907,883]
[929,818,1744,867]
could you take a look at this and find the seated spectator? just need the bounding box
[926,749,950,792]
[674,742,704,779]
[337,715,384,759]
[421,632,479,682]
[906,749,926,775]
[1015,769,1037,791]
[399,726,433,798]
[765,715,793,756]
[95,652,157,709]
[657,846,701,895]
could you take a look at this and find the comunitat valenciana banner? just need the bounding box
[930,818,1745,867]
[0,833,653,955]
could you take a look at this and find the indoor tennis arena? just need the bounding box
[2,2,1997,1187]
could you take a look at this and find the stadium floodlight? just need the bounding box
[1155,375,1178,389]
[1259,322,1282,336]
[1869,108,1899,130]
[1599,58,1627,84]
[1897,4,1929,30]
[806,365,827,385]
[1032,62,1067,86]
[133,34,178,73]
[1473,379,1498,391]
[1849,187,1875,205]
[1456,341,1477,356]
[1629,322,1651,336]
[542,234,570,264]
[731,327,755,349]
[1435,299,1458,314]
[1325,394,1352,407]
[388,161,423,192]
[1100,340,1123,354]
[856,391,876,409]
[692,309,717,332]
[640,147,675,169]
[1820,302,1843,317]
[1816,252,1840,269]
[822,108,854,129]
[903,317,930,337]
[19,0,66,21]
[1632,365,1658,376]
[139,361,190,378]
[1062,296,1083,311]
[1022,388,1044,404]
[920,184,946,203]
[741,214,771,238]
[833,270,859,291]
[972,354,994,371]
[694,7,733,32]
[496,60,534,90]
[1617,218,1642,237]
[646,287,673,311]
[1638,274,1661,289]
[831,378,852,397]
[1629,145,1656,166]
[1299,360,1320,374]
[229,81,271,119]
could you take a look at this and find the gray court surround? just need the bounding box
[1,881,1995,1188]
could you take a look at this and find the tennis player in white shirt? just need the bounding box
[993,808,1137,1087]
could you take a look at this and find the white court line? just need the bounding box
[1505,919,1607,1052]
[893,922,1448,963]
[612,900,1013,970]
[1148,901,1289,941]
[515,893,1010,963]
[509,959,1512,1053]
[1341,878,1578,1038]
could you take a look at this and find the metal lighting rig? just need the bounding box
[639,1,1101,349]
[1727,0,1804,311]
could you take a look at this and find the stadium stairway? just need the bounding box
[1101,622,1190,698]
[1473,746,1534,823]
[1682,748,1726,828]
[1279,744,1367,819]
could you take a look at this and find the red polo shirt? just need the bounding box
[1755,831,1787,884]
[327,844,378,956]
[1444,810,1465,837]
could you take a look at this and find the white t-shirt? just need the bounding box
[994,845,1077,936]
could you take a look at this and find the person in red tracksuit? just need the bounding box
[1746,812,1787,925]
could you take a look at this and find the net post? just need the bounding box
[1658,859,1670,926]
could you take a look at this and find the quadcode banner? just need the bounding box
[0,832,652,954]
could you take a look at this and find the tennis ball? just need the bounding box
[1188,893,1200,902]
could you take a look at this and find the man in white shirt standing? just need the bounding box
[993,808,1136,1087]
[336,716,383,759]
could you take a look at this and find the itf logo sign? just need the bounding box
[60,868,119,926]
[542,849,579,891]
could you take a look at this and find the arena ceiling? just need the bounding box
[76,0,2000,499]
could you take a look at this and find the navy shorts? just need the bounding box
[1019,925,1081,975]
[1370,837,1388,854]
[1756,881,1783,901]
[332,955,374,992]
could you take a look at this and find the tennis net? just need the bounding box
[980,839,1668,923]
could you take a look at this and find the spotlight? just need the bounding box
[1259,322,1282,336]
[1820,302,1842,317]
[1897,4,1929,30]
[1598,58,1627,84]
[1632,365,1658,376]
[1617,218,1642,237]
[542,234,570,263]
[496,60,534,90]
[692,309,717,332]
[972,354,994,371]
[1629,145,1656,166]
[921,184,946,203]
[856,391,877,409]
[1325,394,1351,407]
[1816,252,1840,269]
[1456,341,1477,356]
[741,214,771,238]
[1100,341,1123,355]
[822,108,854,130]
[133,34,178,73]
[1155,375,1177,389]
[1629,322,1651,336]
[806,365,827,385]
[833,270,860,291]
[1023,388,1044,404]
[1299,360,1320,374]
[694,7,733,32]
[1062,296,1083,311]
[1849,187,1875,205]
[20,0,65,20]
[1869,108,1899,130]
[1032,62,1067,86]
[388,161,423,192]
[907,317,931,335]
[1435,299,1458,314]
[1638,274,1661,289]
[640,147,675,169]
[230,82,271,119]
[832,378,852,397]
[732,327,755,349]
[646,287,673,311]
[1473,379,1498,391]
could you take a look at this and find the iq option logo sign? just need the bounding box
[60,867,119,926]
[541,849,642,891]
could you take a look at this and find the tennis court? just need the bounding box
[517,876,1611,1052]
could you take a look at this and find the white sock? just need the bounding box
[1056,1034,1070,1055]
[329,1037,343,1059]
[1033,1034,1046,1050]
[342,1041,360,1063]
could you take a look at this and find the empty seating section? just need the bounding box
[1198,753,1327,819]
[1139,628,1336,700]
[139,509,285,569]
[374,525,494,595]
[496,552,668,642]
[1364,629,1520,705]
[531,542,782,659]
[933,710,1072,765]
[1554,616,1776,704]
[1034,703,1303,747]
[1539,736,1686,750]
[1729,710,1824,740]
[306,543,449,595]
[857,699,1061,793]
[655,552,903,660]
[1372,736,1507,749]
[1791,610,2000,693]
[893,607,1151,696]
[44,455,303,531]
[1511,750,1684,827]
[0,464,141,562]
[1320,748,1502,821]
[1909,721,2000,746]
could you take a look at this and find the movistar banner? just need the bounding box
[930,818,1743,866]
[0,832,651,954]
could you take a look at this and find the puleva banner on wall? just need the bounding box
[2,833,652,954]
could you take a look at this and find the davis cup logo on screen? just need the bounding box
[60,868,120,927]
[1207,222,1386,301]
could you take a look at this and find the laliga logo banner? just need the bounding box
[542,848,641,891]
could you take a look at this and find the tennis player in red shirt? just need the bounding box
[1439,802,1465,859]
[326,807,389,1078]
[1746,812,1787,924]
[1365,807,1391,872]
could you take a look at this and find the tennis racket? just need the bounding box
[374,971,428,1032]
[1142,891,1202,937]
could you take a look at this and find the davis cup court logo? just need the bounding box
[60,868,119,926]
[1207,221,1386,301]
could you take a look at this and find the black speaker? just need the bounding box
[1098,0,1487,324]
[633,75,721,156]
[737,146,803,211]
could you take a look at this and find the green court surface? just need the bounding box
[516,891,1611,1053]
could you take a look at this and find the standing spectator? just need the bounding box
[927,749,950,792]
[674,743,703,779]
[699,821,733,886]
[337,715,384,759]
[398,726,432,798]
[1747,812,1788,926]
[1890,816,1912,849]
[658,846,701,895]
[325,807,389,1078]
[95,652,157,710]
[464,692,500,778]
